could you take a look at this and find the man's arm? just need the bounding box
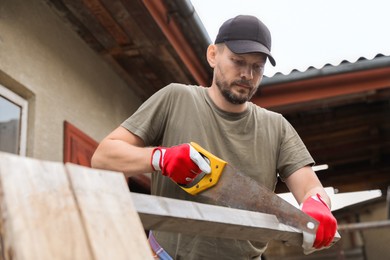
[284,166,337,251]
[91,126,211,184]
[284,166,331,208]
[91,126,154,178]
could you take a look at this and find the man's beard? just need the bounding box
[216,78,258,105]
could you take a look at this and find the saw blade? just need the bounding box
[198,164,319,235]
[181,142,319,236]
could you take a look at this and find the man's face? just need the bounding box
[213,45,266,104]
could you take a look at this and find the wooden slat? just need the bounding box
[0,152,92,260]
[133,193,340,249]
[61,0,117,50]
[131,192,305,246]
[81,0,130,46]
[44,0,105,53]
[66,163,153,260]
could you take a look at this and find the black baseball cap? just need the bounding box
[215,15,276,66]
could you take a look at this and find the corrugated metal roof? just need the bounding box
[262,54,390,86]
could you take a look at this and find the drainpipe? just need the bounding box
[142,0,210,87]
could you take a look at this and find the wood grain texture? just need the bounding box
[66,163,153,260]
[0,152,339,258]
[0,152,92,260]
[132,192,304,246]
[0,153,153,260]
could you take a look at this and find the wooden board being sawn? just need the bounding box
[0,152,313,259]
[0,152,153,260]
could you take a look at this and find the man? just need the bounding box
[92,15,337,259]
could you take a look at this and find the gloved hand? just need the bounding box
[301,193,338,254]
[151,143,211,185]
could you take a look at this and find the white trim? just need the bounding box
[0,84,28,156]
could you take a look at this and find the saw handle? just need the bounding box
[180,142,227,195]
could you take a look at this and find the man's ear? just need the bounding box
[206,44,217,68]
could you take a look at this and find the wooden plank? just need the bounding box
[44,0,105,53]
[0,152,92,260]
[131,192,304,246]
[81,0,130,45]
[62,0,117,50]
[65,163,153,260]
[0,152,339,257]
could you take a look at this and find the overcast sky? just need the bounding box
[191,0,390,77]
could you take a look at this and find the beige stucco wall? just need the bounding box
[0,0,142,161]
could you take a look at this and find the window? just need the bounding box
[0,84,28,155]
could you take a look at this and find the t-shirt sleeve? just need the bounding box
[121,84,176,146]
[277,117,315,180]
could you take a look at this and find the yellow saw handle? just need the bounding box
[181,142,227,195]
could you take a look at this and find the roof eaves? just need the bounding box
[262,54,390,86]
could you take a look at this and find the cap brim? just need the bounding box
[225,40,276,66]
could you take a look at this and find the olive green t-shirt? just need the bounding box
[122,83,314,259]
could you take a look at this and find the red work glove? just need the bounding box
[301,194,338,252]
[151,143,211,185]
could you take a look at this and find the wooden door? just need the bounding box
[63,121,151,194]
[63,121,98,167]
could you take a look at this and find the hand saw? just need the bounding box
[181,142,319,237]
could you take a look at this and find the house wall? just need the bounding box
[0,0,142,161]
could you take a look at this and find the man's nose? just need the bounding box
[240,66,254,80]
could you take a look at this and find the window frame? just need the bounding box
[0,84,28,156]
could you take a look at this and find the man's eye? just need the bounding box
[233,59,245,66]
[253,64,263,72]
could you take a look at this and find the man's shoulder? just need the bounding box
[250,102,283,119]
[164,83,202,92]
[158,83,205,100]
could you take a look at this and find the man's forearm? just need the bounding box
[91,139,154,178]
[302,187,332,209]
